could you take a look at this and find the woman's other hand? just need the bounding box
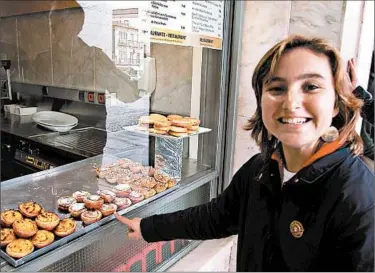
[348,58,358,89]
[114,212,143,240]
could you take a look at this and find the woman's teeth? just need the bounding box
[280,118,308,124]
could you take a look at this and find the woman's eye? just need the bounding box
[304,84,319,91]
[268,86,286,93]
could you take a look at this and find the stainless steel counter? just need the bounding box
[0,112,96,138]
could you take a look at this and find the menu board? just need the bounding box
[140,1,224,50]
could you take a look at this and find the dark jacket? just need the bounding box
[354,85,374,159]
[141,147,374,271]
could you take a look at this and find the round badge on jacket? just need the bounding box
[290,220,304,238]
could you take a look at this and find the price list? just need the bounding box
[143,0,224,49]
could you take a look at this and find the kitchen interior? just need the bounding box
[0,1,229,271]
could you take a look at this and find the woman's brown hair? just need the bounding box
[245,35,364,160]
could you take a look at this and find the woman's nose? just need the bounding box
[282,90,302,111]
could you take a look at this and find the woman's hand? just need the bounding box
[348,58,358,89]
[114,212,143,240]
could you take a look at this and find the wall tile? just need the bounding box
[237,1,291,119]
[150,43,192,116]
[289,1,345,48]
[0,17,19,81]
[17,12,52,84]
[232,115,260,174]
[50,8,95,90]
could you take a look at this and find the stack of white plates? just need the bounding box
[32,111,79,132]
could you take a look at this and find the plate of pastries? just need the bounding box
[1,201,77,259]
[94,158,177,193]
[134,113,205,138]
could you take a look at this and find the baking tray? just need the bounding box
[0,147,179,268]
[122,125,212,140]
[0,184,179,268]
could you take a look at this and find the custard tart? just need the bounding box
[1,210,23,227]
[54,218,76,237]
[6,239,34,258]
[1,228,16,247]
[31,230,55,248]
[35,211,60,231]
[12,218,38,238]
[19,201,43,218]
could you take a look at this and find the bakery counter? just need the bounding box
[0,112,100,138]
[0,147,215,271]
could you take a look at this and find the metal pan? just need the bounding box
[0,185,179,268]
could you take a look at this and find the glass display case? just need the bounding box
[0,1,237,271]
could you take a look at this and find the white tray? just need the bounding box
[123,125,212,140]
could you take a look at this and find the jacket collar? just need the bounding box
[256,139,349,185]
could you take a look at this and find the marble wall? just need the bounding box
[289,1,345,48]
[232,0,291,174]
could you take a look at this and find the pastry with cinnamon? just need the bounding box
[54,218,76,237]
[1,210,23,227]
[72,190,91,202]
[6,239,34,259]
[141,166,156,177]
[143,188,156,199]
[81,210,102,225]
[35,211,60,231]
[141,177,157,189]
[57,196,77,211]
[97,189,116,203]
[167,178,177,188]
[83,195,104,210]
[68,203,87,218]
[31,230,55,248]
[99,203,118,217]
[155,183,167,193]
[113,184,132,197]
[105,171,118,184]
[154,170,170,184]
[129,162,143,173]
[1,228,16,247]
[118,158,133,169]
[12,218,38,238]
[19,201,43,218]
[128,190,145,203]
[113,197,132,210]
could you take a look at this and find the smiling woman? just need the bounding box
[247,35,364,172]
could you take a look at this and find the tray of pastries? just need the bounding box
[0,162,178,267]
[123,113,211,140]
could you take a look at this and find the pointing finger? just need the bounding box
[114,212,132,226]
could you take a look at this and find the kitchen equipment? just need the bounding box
[32,111,78,132]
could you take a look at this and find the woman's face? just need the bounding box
[261,48,338,151]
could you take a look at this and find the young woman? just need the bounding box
[115,36,374,271]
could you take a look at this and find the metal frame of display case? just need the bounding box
[0,1,246,271]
